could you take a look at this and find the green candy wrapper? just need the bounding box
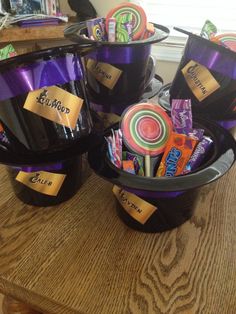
[0,44,17,60]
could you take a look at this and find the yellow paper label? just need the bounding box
[23,86,83,129]
[181,60,220,101]
[86,58,122,90]
[15,171,66,196]
[112,185,157,224]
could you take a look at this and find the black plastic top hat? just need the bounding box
[0,108,103,166]
[0,44,98,154]
[0,43,97,72]
[88,116,236,193]
[64,22,169,47]
[170,28,236,121]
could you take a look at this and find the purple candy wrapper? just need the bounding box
[171,99,193,129]
[86,17,107,41]
[183,136,213,174]
[175,128,204,141]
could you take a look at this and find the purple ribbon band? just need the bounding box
[184,35,236,80]
[217,119,236,130]
[87,45,151,64]
[125,187,184,199]
[13,163,63,172]
[0,55,84,101]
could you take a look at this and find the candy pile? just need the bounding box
[86,2,154,43]
[105,101,213,177]
[200,20,236,53]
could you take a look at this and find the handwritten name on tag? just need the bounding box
[16,171,66,196]
[24,86,83,129]
[113,185,157,224]
[86,59,122,90]
[182,60,220,101]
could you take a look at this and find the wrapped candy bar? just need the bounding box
[200,20,217,39]
[123,151,144,176]
[86,17,107,41]
[105,129,122,168]
[142,22,155,40]
[0,123,9,144]
[108,18,116,42]
[171,99,192,129]
[156,132,198,177]
[0,44,17,60]
[123,160,135,174]
[175,128,204,141]
[183,136,213,174]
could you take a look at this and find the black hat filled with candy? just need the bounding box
[88,100,236,233]
[65,2,169,120]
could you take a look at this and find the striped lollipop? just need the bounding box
[121,103,173,176]
[212,33,236,52]
[106,3,147,41]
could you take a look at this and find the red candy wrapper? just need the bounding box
[156,132,198,177]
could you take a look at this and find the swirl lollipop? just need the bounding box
[106,2,147,41]
[121,103,173,176]
[213,33,236,52]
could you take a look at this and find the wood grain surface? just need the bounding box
[0,24,69,44]
[0,163,235,314]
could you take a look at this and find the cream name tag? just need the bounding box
[86,58,122,90]
[23,86,83,129]
[182,60,220,101]
[113,185,157,224]
[16,171,66,196]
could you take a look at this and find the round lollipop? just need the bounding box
[106,2,147,41]
[121,103,173,176]
[214,33,236,52]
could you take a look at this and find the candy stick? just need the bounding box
[145,155,151,177]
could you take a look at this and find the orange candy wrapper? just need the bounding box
[156,132,198,177]
[123,160,135,174]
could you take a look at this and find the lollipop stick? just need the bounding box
[145,155,151,177]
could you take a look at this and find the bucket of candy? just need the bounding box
[64,2,169,110]
[169,28,236,121]
[158,83,236,139]
[88,102,236,233]
[0,44,96,154]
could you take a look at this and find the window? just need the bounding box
[130,0,236,61]
[138,0,236,37]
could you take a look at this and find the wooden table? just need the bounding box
[0,24,72,54]
[0,162,236,314]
